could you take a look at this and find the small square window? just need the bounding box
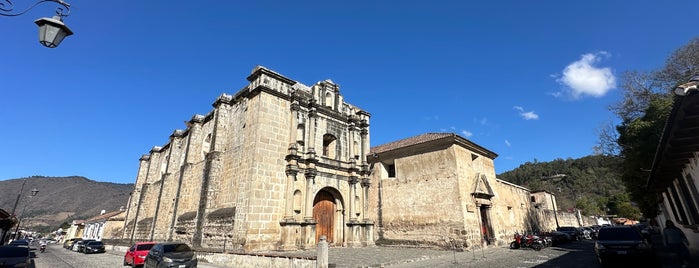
[387,164,396,178]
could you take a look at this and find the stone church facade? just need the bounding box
[121,66,374,252]
[121,66,567,253]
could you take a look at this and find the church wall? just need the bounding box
[233,91,290,252]
[132,149,167,240]
[153,135,187,240]
[172,118,207,242]
[125,67,371,252]
[452,144,486,246]
[122,156,150,240]
[371,147,465,248]
[487,180,532,246]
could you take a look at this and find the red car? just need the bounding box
[123,242,156,267]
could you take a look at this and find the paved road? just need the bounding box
[29,238,694,268]
[31,243,226,268]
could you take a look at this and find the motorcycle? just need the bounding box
[40,244,46,253]
[509,232,543,251]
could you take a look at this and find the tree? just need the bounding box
[604,37,699,218]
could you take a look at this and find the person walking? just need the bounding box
[664,220,691,267]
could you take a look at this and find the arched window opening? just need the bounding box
[353,140,359,159]
[323,134,337,159]
[325,92,334,109]
[160,156,168,178]
[297,124,305,146]
[202,133,212,158]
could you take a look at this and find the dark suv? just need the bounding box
[556,226,581,241]
[144,242,197,268]
[594,226,653,265]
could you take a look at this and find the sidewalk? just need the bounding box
[649,232,699,268]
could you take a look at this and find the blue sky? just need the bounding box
[1,1,695,184]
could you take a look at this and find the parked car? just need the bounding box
[0,245,31,268]
[124,241,156,267]
[76,239,97,253]
[64,238,81,249]
[556,226,581,241]
[83,241,106,254]
[144,242,197,268]
[8,239,30,248]
[547,231,571,245]
[594,226,653,266]
[68,239,81,251]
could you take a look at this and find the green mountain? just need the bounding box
[497,155,636,218]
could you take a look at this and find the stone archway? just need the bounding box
[313,188,344,244]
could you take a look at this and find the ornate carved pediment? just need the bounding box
[472,173,494,200]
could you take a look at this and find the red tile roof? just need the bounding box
[370,132,497,158]
[370,133,454,154]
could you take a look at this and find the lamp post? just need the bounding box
[1,0,74,48]
[1,180,38,244]
[13,186,39,239]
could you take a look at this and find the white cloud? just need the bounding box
[513,106,539,120]
[521,111,539,120]
[461,130,473,137]
[505,140,511,147]
[557,52,616,99]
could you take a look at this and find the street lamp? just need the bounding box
[1,180,38,244]
[1,0,73,48]
[12,188,39,240]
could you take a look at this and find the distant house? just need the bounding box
[62,220,85,243]
[647,78,699,256]
[83,209,126,241]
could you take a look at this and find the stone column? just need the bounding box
[280,157,301,251]
[304,152,317,221]
[360,128,368,166]
[283,144,300,220]
[361,178,370,222]
[284,101,300,220]
[303,157,318,249]
[308,107,317,152]
[317,236,328,268]
[347,122,355,163]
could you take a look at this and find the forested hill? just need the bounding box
[497,155,635,218]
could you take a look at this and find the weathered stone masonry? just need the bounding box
[122,66,375,252]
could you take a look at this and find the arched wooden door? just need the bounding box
[313,190,335,243]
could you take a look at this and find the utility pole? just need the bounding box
[1,180,26,245]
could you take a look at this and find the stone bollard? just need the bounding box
[317,235,328,268]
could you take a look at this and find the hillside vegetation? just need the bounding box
[497,155,640,219]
